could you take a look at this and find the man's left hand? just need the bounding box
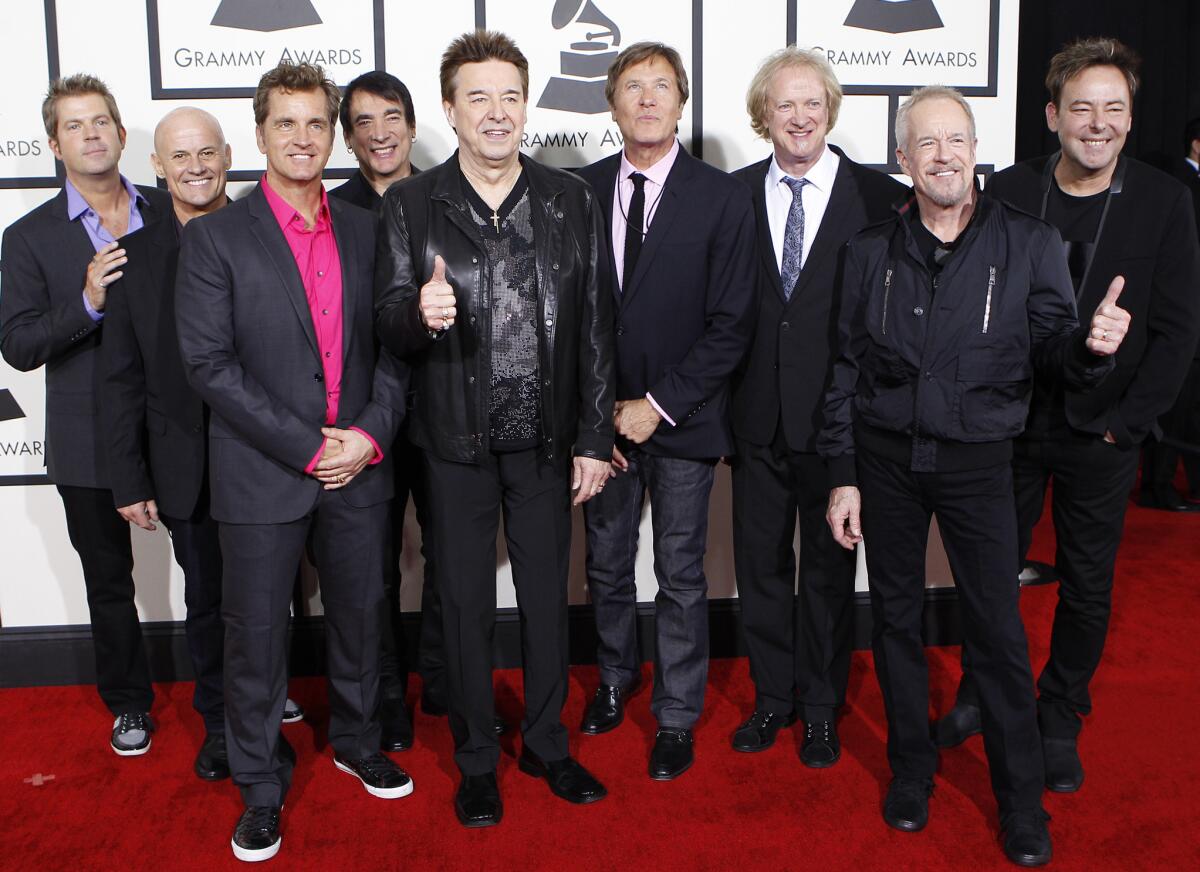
[572,456,611,505]
[614,398,662,443]
[1085,275,1131,356]
[314,427,376,489]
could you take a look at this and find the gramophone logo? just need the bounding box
[537,0,622,115]
[844,0,944,34]
[211,0,323,32]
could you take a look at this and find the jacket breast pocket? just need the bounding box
[954,357,1031,436]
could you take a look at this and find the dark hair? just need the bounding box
[1185,116,1200,155]
[1045,37,1140,107]
[440,30,529,103]
[339,70,416,132]
[253,62,341,126]
[604,42,689,107]
[43,73,122,138]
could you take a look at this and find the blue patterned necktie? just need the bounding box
[780,176,810,300]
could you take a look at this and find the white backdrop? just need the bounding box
[0,0,1018,628]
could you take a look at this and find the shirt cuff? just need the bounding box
[350,426,384,465]
[82,290,104,322]
[645,392,676,427]
[304,437,328,475]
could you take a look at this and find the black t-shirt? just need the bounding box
[1045,181,1106,291]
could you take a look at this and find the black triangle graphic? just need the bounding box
[211,0,323,33]
[0,389,26,423]
[844,0,944,35]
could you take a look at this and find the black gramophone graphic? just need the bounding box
[537,0,622,114]
[211,0,323,32]
[844,0,944,34]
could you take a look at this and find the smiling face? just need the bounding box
[48,93,126,180]
[344,89,414,181]
[765,65,831,175]
[444,59,526,172]
[610,55,685,155]
[1047,64,1132,179]
[151,109,230,220]
[897,96,977,209]
[255,87,334,187]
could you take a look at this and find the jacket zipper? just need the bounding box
[982,265,996,334]
[881,267,894,334]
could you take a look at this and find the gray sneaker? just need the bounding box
[282,698,304,724]
[110,712,153,756]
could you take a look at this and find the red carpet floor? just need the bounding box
[2,495,1198,871]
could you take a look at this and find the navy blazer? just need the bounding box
[576,146,757,459]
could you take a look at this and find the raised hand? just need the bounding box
[1085,275,1130,356]
[419,254,457,333]
[84,241,127,312]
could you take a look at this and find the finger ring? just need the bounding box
[441,318,450,332]
[442,307,449,320]
[1102,330,1109,341]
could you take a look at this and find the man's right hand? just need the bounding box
[118,499,159,531]
[419,254,457,333]
[84,241,127,312]
[826,486,863,550]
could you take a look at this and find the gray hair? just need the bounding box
[894,85,976,154]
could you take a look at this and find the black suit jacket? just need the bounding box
[175,184,407,524]
[576,147,756,458]
[730,147,908,452]
[100,215,207,518]
[0,184,172,487]
[987,154,1200,447]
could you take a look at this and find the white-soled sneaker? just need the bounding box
[334,753,414,799]
[110,712,153,756]
[281,698,304,724]
[231,805,281,862]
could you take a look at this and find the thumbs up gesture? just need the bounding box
[1085,275,1131,356]
[419,254,457,333]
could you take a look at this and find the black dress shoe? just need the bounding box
[455,772,502,828]
[800,720,841,768]
[581,678,640,735]
[518,750,607,804]
[882,777,933,832]
[1000,809,1052,866]
[380,698,414,751]
[334,752,414,799]
[649,728,694,780]
[231,805,281,862]
[492,716,509,737]
[1042,737,1084,792]
[731,710,796,753]
[194,732,230,781]
[1136,490,1197,512]
[932,703,982,749]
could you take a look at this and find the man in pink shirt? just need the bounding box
[175,63,411,863]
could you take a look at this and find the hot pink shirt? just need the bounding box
[261,176,380,472]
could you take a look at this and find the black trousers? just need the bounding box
[731,436,857,722]
[956,433,1139,739]
[160,489,225,734]
[220,490,388,808]
[56,485,153,716]
[857,448,1043,815]
[378,433,443,704]
[424,448,571,775]
[1140,357,1200,500]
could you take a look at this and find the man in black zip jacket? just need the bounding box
[934,39,1200,796]
[819,85,1128,866]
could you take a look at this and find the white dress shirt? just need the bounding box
[765,145,840,275]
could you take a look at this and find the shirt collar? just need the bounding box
[261,173,331,230]
[619,137,680,187]
[1187,157,1199,174]
[64,175,146,221]
[768,144,837,193]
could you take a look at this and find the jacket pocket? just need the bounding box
[954,356,1031,437]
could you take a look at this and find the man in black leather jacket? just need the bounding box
[374,31,615,828]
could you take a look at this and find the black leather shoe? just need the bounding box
[933,703,982,749]
[1136,490,1197,512]
[231,805,281,862]
[194,732,230,781]
[518,750,607,804]
[455,772,502,828]
[800,719,841,768]
[581,678,640,735]
[882,777,933,832]
[492,716,509,737]
[334,752,414,799]
[380,698,413,752]
[730,710,796,752]
[1001,809,1052,866]
[1042,737,1084,792]
[649,728,694,780]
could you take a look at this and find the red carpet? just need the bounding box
[2,494,1198,871]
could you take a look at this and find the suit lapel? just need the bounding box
[51,190,104,280]
[247,186,320,356]
[589,156,621,309]
[328,198,357,359]
[787,158,860,307]
[748,159,785,302]
[622,149,693,307]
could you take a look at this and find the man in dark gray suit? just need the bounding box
[175,62,411,863]
[1,74,170,756]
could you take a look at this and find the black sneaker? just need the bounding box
[281,698,304,724]
[1000,808,1052,866]
[110,712,154,756]
[231,805,281,862]
[334,752,414,799]
[882,776,933,832]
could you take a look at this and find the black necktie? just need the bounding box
[623,172,647,291]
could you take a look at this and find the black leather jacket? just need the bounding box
[374,153,615,466]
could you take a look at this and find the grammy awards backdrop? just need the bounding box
[0,1,1018,641]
